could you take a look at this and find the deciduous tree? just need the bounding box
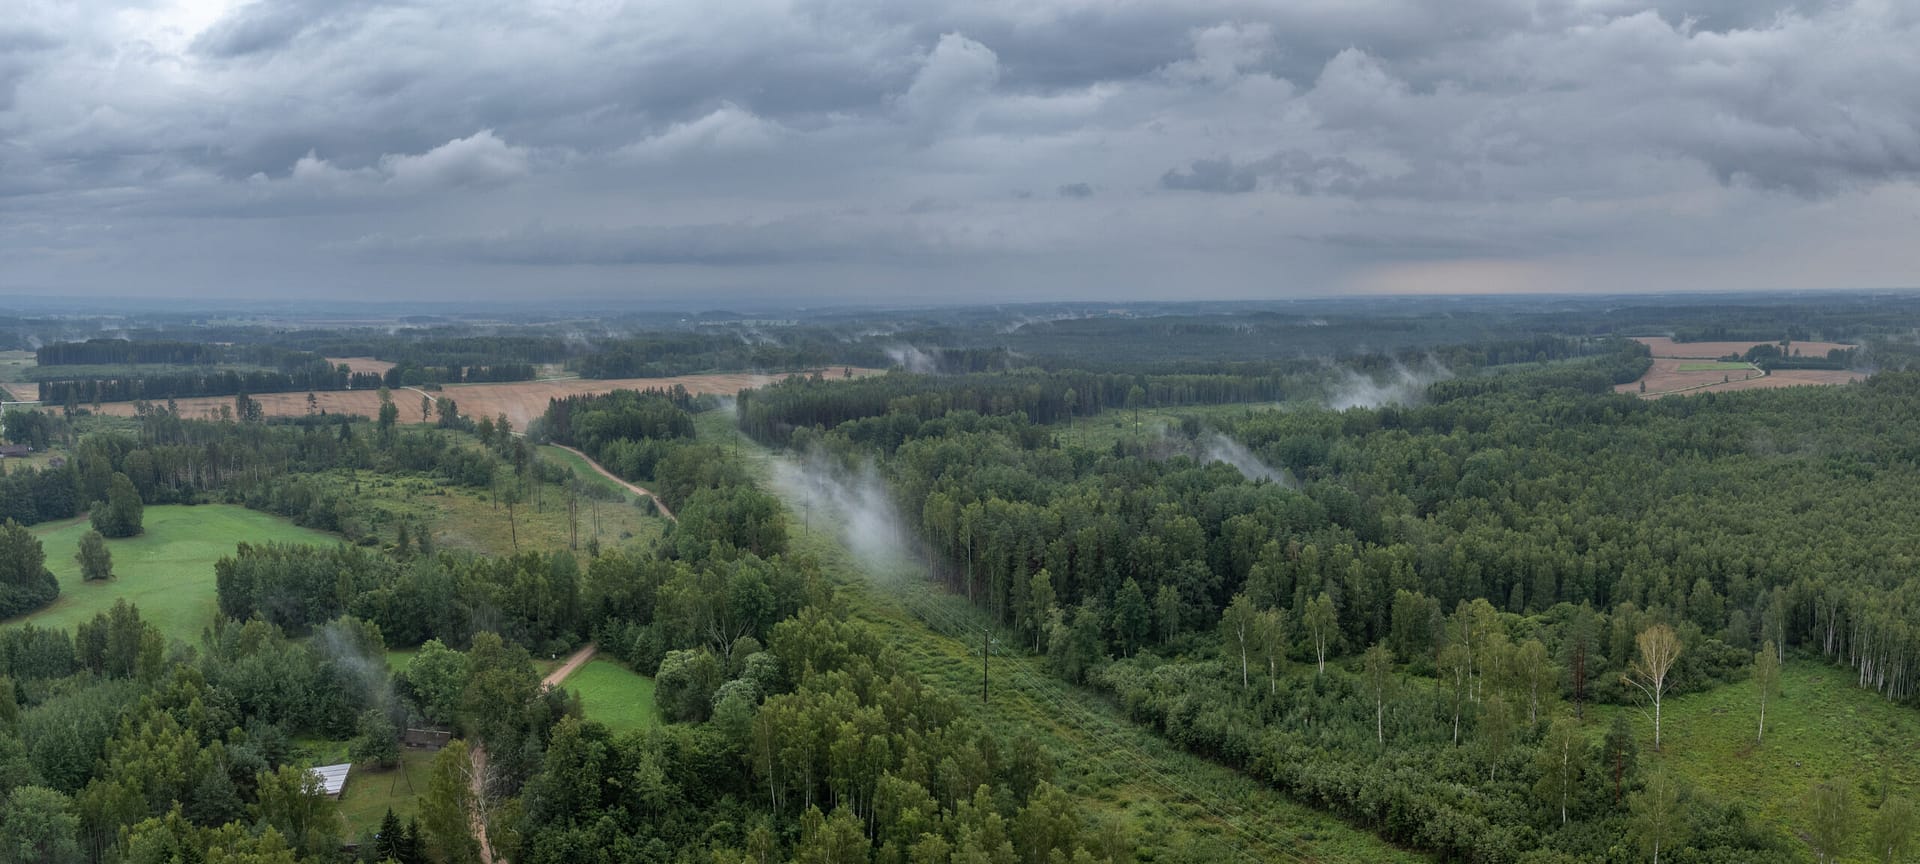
[1754,641,1780,744]
[1631,771,1686,864]
[1809,778,1857,864]
[1534,717,1584,825]
[1361,642,1393,744]
[74,531,111,582]
[1872,796,1916,864]
[1303,592,1337,675]
[1219,594,1258,689]
[1623,623,1682,751]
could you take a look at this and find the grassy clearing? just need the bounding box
[1591,661,1920,860]
[0,350,34,383]
[16,505,337,642]
[296,739,436,839]
[563,658,658,734]
[696,410,1426,862]
[538,444,643,502]
[296,467,665,559]
[1676,361,1756,372]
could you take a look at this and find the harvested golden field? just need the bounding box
[1617,357,1763,395]
[92,368,881,427]
[325,356,396,377]
[1632,336,1854,359]
[1616,359,1863,398]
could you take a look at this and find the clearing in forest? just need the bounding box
[1592,660,1920,854]
[1620,335,1862,398]
[561,658,658,734]
[15,505,336,642]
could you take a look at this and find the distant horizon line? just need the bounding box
[6,285,1920,317]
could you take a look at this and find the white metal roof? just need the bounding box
[312,763,350,797]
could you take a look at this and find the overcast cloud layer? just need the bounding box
[4,0,1919,304]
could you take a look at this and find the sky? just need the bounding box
[4,0,1919,305]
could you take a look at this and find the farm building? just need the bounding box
[0,444,29,458]
[311,763,351,799]
[404,728,451,749]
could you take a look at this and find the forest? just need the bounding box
[1,298,1918,863]
[738,342,1920,862]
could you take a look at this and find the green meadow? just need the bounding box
[564,658,658,734]
[1592,660,1920,861]
[18,505,337,642]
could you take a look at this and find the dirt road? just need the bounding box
[552,444,677,522]
[543,643,598,687]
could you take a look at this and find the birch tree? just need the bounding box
[1623,623,1682,751]
[1533,717,1583,825]
[1219,593,1258,690]
[1303,592,1337,675]
[1361,642,1394,744]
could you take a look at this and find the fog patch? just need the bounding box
[1201,433,1296,487]
[766,448,924,579]
[885,345,941,373]
[1326,360,1452,410]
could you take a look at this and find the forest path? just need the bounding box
[470,642,597,864]
[543,642,597,687]
[550,443,677,522]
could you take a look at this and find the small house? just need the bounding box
[311,763,351,799]
[0,444,29,458]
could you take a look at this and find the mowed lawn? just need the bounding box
[1594,660,1920,858]
[297,738,436,839]
[337,748,435,838]
[564,658,657,734]
[18,505,337,642]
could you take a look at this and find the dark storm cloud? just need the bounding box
[4,0,1920,301]
[1161,158,1258,194]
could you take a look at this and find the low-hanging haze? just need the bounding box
[6,0,1920,303]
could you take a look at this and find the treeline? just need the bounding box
[737,369,1294,447]
[375,362,537,387]
[1736,342,1856,371]
[32,339,537,404]
[40,366,341,404]
[36,338,221,366]
[573,331,882,378]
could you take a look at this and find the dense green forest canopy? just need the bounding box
[6,298,1920,863]
[739,346,1920,863]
